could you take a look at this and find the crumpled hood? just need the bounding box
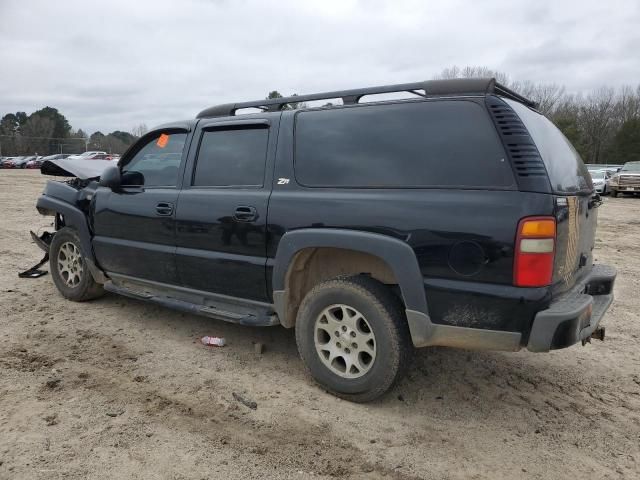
[40,158,113,179]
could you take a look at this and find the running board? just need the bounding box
[103,281,279,327]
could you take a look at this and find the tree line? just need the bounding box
[3,69,639,164]
[437,66,640,164]
[0,107,148,156]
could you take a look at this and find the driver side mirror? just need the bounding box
[99,165,121,190]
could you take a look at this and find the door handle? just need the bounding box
[155,202,174,216]
[233,206,258,222]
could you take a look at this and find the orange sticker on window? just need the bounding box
[156,133,169,148]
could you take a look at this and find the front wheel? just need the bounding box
[49,227,104,301]
[295,275,413,402]
[611,189,618,198]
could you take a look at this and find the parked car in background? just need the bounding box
[609,161,640,197]
[27,154,66,169]
[2,156,30,168]
[84,153,118,160]
[18,156,38,168]
[26,157,43,168]
[586,164,622,174]
[590,170,609,194]
[1,156,19,168]
[66,151,107,161]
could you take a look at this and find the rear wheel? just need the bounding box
[295,275,413,402]
[50,227,104,301]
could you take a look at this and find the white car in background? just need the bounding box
[66,151,107,161]
[590,170,609,194]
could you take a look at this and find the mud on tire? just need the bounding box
[49,227,104,302]
[295,275,413,403]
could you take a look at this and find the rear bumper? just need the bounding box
[527,264,616,352]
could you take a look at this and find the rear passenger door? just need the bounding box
[174,117,278,302]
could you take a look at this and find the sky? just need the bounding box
[1,0,639,134]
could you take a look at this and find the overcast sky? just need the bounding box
[1,0,639,134]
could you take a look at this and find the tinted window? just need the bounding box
[621,162,640,172]
[294,100,513,188]
[193,128,268,187]
[504,99,592,193]
[122,132,186,187]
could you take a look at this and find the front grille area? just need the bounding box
[618,175,640,186]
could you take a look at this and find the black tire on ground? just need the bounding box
[295,275,413,403]
[49,227,104,302]
[611,189,618,197]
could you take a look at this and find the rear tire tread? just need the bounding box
[295,275,413,403]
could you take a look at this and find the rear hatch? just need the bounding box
[504,99,597,294]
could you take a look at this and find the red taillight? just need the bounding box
[513,216,556,287]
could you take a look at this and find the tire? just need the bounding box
[49,227,104,301]
[611,189,618,198]
[295,275,413,403]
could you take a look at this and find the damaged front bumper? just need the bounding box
[527,264,617,352]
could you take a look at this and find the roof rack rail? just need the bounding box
[196,78,537,118]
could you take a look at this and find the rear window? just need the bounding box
[294,100,514,188]
[504,99,592,194]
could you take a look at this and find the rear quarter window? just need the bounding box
[294,100,514,188]
[504,99,592,194]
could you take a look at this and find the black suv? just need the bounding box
[36,78,616,402]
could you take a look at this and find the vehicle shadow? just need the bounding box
[93,291,619,425]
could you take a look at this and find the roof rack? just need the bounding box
[196,78,538,118]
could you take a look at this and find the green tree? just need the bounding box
[109,130,136,145]
[21,114,55,154]
[31,106,71,140]
[265,90,306,110]
[0,115,20,155]
[88,131,105,150]
[15,112,28,127]
[609,118,640,163]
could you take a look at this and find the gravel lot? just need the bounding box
[1,170,639,479]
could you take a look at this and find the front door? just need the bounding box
[92,129,190,285]
[175,118,277,302]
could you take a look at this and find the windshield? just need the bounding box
[621,162,640,172]
[591,171,605,180]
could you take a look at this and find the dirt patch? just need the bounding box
[0,170,639,479]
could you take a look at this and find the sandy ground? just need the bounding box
[0,169,638,480]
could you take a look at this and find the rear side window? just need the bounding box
[294,100,513,188]
[504,99,591,194]
[193,128,268,187]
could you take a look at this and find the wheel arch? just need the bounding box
[36,195,107,283]
[272,229,429,329]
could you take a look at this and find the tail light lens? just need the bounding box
[513,216,556,287]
